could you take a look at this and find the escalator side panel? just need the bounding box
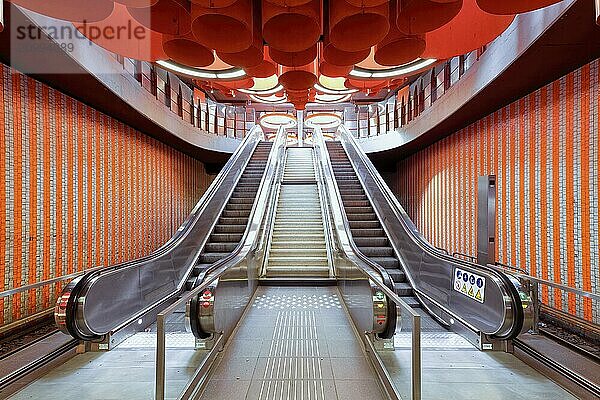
[70,136,272,338]
[334,129,525,339]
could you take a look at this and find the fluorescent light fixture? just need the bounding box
[156,60,246,80]
[305,112,343,129]
[239,84,284,96]
[349,69,372,78]
[249,94,288,104]
[156,60,217,79]
[314,93,352,103]
[314,83,357,95]
[350,58,437,79]
[217,69,246,79]
[259,113,297,129]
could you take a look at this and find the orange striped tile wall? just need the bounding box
[396,59,599,324]
[0,63,214,327]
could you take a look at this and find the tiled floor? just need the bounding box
[8,312,205,400]
[197,286,385,400]
[380,309,578,400]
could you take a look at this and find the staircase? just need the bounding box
[326,142,418,306]
[186,141,273,289]
[265,147,330,278]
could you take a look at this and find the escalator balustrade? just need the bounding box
[326,142,417,306]
[186,141,273,289]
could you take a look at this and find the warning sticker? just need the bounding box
[453,268,486,303]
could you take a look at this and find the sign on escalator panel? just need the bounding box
[453,268,485,303]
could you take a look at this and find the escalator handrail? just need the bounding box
[56,126,266,340]
[190,127,288,287]
[337,125,524,339]
[313,128,397,338]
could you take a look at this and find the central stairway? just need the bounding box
[264,147,330,278]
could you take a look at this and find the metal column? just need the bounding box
[477,175,496,266]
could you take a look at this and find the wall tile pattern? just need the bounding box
[396,60,599,323]
[0,63,213,327]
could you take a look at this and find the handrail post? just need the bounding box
[155,313,166,400]
[412,313,421,400]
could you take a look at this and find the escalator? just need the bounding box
[54,127,284,343]
[264,147,330,279]
[320,126,533,342]
[187,142,272,289]
[326,142,415,304]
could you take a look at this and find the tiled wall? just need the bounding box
[395,59,599,323]
[0,63,213,327]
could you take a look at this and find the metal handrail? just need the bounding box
[337,124,527,340]
[490,263,600,301]
[154,127,288,400]
[0,267,102,299]
[56,126,264,340]
[313,127,421,400]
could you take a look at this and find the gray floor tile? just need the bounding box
[330,357,376,380]
[197,379,251,400]
[334,379,385,400]
[246,379,338,400]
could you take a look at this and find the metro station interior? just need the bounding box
[0,0,598,399]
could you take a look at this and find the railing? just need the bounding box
[112,55,255,138]
[0,267,101,334]
[347,47,486,139]
[434,247,600,334]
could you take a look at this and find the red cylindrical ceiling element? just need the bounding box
[322,39,370,66]
[128,0,191,35]
[74,3,166,61]
[217,9,264,68]
[344,0,388,6]
[319,62,352,78]
[278,61,318,91]
[163,33,214,67]
[192,0,253,53]
[115,0,159,7]
[245,60,278,77]
[269,44,317,67]
[423,0,514,59]
[476,0,562,15]
[375,0,425,66]
[262,0,321,52]
[375,34,425,66]
[397,0,462,35]
[10,0,114,22]
[329,0,389,52]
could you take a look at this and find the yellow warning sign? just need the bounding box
[475,290,482,301]
[461,284,467,294]
[468,287,474,297]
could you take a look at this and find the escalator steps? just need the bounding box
[186,142,272,289]
[326,141,414,300]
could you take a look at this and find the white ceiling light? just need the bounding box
[349,58,436,78]
[156,60,246,80]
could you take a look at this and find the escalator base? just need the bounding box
[259,278,337,287]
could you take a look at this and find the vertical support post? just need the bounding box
[596,0,600,26]
[393,96,398,129]
[412,314,421,400]
[401,96,406,126]
[297,109,303,146]
[477,175,496,265]
[430,69,437,104]
[376,106,381,136]
[443,61,451,92]
[155,314,166,400]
